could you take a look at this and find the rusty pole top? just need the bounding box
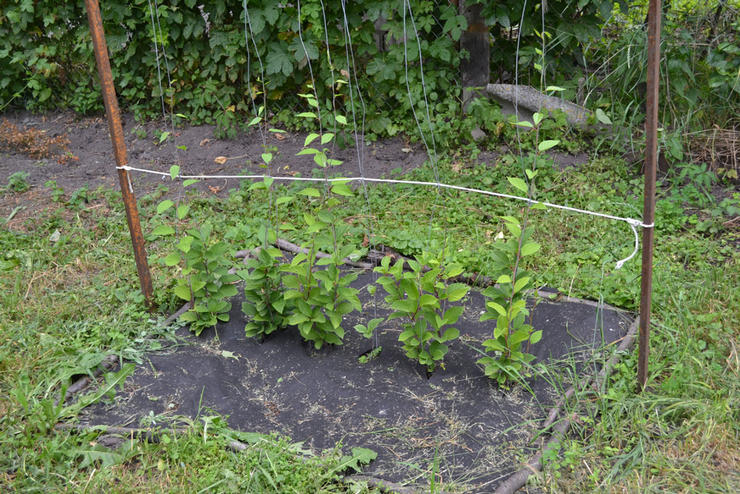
[84,0,154,309]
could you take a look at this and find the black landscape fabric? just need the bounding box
[81,271,633,492]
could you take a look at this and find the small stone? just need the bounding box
[470,126,487,142]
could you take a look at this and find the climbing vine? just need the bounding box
[2,0,609,136]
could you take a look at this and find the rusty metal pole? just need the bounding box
[638,0,662,391]
[84,0,154,309]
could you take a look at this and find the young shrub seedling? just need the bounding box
[374,251,470,374]
[281,195,363,349]
[279,104,363,349]
[239,238,290,339]
[157,166,238,336]
[477,216,543,385]
[355,314,385,363]
[354,316,384,341]
[238,166,293,340]
[172,222,240,335]
[477,109,553,385]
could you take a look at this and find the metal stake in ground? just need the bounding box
[638,0,662,391]
[84,0,154,309]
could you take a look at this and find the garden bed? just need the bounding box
[80,271,633,492]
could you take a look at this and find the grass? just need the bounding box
[1,146,738,491]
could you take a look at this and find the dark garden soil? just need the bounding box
[0,110,595,229]
[80,270,633,493]
[0,110,428,197]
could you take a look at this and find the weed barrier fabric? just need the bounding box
[81,272,633,492]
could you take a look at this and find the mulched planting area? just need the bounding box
[80,271,633,492]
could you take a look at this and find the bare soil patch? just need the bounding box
[0,111,429,199]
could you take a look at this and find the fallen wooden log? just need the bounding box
[486,84,594,128]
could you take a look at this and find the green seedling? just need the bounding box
[239,241,290,339]
[374,251,469,374]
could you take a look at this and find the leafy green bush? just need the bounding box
[477,216,542,385]
[173,222,239,335]
[0,1,463,137]
[1,0,612,137]
[239,243,289,339]
[585,2,739,156]
[3,171,30,193]
[281,194,363,349]
[374,251,469,373]
[478,0,621,84]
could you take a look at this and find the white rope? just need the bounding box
[117,164,652,266]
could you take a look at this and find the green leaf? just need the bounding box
[546,85,565,92]
[177,236,193,253]
[156,200,174,214]
[261,153,273,164]
[169,165,180,180]
[151,225,175,236]
[304,133,319,147]
[538,140,560,152]
[445,264,464,278]
[429,341,448,360]
[335,115,347,125]
[485,301,506,316]
[164,252,180,266]
[331,183,353,197]
[507,177,528,194]
[595,108,612,125]
[191,279,206,293]
[533,112,544,126]
[443,306,464,325]
[321,133,334,145]
[521,242,540,256]
[174,283,191,301]
[179,310,196,322]
[296,112,316,119]
[299,187,321,197]
[248,116,261,126]
[514,120,533,128]
[76,446,123,469]
[391,299,417,314]
[496,274,512,284]
[336,447,378,473]
[265,46,293,76]
[510,329,531,345]
[446,284,469,302]
[513,276,531,294]
[441,327,459,342]
[481,338,506,353]
[176,204,190,220]
[530,330,542,344]
[313,153,327,167]
[398,327,417,342]
[183,179,199,187]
